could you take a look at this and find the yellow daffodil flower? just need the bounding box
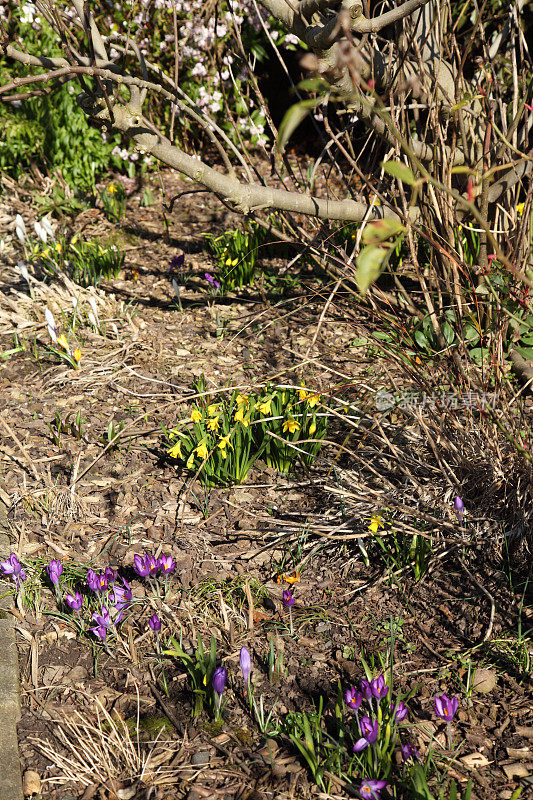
[298,388,307,401]
[256,398,272,415]
[207,415,219,431]
[368,515,384,534]
[236,394,248,406]
[225,257,232,266]
[516,202,525,216]
[307,393,321,408]
[232,258,238,266]
[168,441,182,459]
[191,408,202,423]
[234,406,249,427]
[72,349,82,363]
[195,441,208,459]
[217,434,231,450]
[54,242,62,253]
[308,418,317,436]
[108,184,117,194]
[57,334,69,350]
[42,247,50,258]
[207,404,219,416]
[283,417,300,434]
[71,234,78,245]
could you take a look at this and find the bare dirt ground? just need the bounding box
[0,167,532,800]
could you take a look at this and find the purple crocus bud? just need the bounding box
[454,496,465,522]
[345,687,363,711]
[358,779,387,799]
[434,694,458,721]
[391,700,408,721]
[240,646,252,684]
[149,614,161,632]
[400,743,419,761]
[353,716,379,752]
[158,554,176,574]
[133,554,150,577]
[87,569,101,592]
[97,572,108,593]
[47,559,63,587]
[282,588,295,608]
[371,675,389,700]
[104,566,117,584]
[360,679,373,700]
[65,592,83,611]
[212,666,227,697]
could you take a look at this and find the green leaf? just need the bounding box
[469,347,490,365]
[296,77,331,93]
[276,97,324,153]
[381,160,416,185]
[463,325,480,343]
[442,320,456,345]
[414,330,429,350]
[356,245,389,294]
[361,218,404,245]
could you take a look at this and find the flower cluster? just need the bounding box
[165,382,327,485]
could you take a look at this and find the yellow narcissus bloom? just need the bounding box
[42,247,50,258]
[256,398,272,415]
[108,184,117,194]
[307,393,321,408]
[283,417,300,434]
[298,388,307,401]
[368,515,384,534]
[225,257,232,266]
[234,406,250,427]
[72,349,82,364]
[54,242,62,253]
[217,433,231,450]
[207,415,219,431]
[195,441,208,459]
[207,404,219,416]
[231,258,238,266]
[168,441,182,459]
[308,418,317,436]
[57,334,69,350]
[191,408,202,423]
[236,393,248,406]
[516,202,525,216]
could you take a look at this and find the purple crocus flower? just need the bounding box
[147,555,159,576]
[170,254,185,271]
[149,614,161,632]
[90,624,108,639]
[240,646,252,685]
[133,554,151,577]
[358,779,387,799]
[158,554,176,574]
[282,588,295,608]
[205,272,220,290]
[391,700,409,721]
[434,694,458,721]
[47,559,63,587]
[112,578,132,611]
[454,496,465,522]
[1,553,23,579]
[65,592,83,611]
[371,675,389,700]
[345,687,363,711]
[401,743,419,761]
[213,666,227,697]
[92,607,112,629]
[1,553,26,588]
[353,716,379,752]
[87,569,101,592]
[360,679,373,700]
[104,566,117,584]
